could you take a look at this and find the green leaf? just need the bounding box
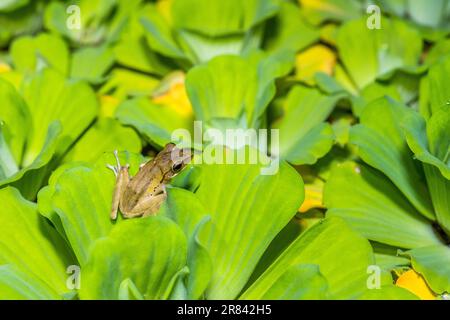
[160,188,212,300]
[0,67,99,198]
[185,219,212,300]
[248,219,305,285]
[167,267,190,299]
[114,5,172,75]
[118,278,144,300]
[21,68,99,166]
[186,53,293,130]
[10,33,69,75]
[299,0,362,25]
[324,162,443,249]
[264,1,320,54]
[0,264,61,300]
[280,123,334,165]
[62,118,142,164]
[337,17,422,90]
[70,46,115,84]
[372,242,410,271]
[331,115,353,147]
[315,72,349,95]
[0,69,23,89]
[0,123,19,179]
[37,152,143,266]
[402,107,450,234]
[5,121,61,200]
[172,0,279,37]
[403,108,450,180]
[187,148,304,299]
[0,187,74,297]
[423,55,450,117]
[357,71,421,116]
[116,97,193,148]
[79,217,187,300]
[0,0,29,12]
[350,97,435,220]
[423,164,450,236]
[426,38,450,66]
[37,162,82,242]
[160,188,208,239]
[405,245,450,294]
[272,85,343,165]
[424,107,450,234]
[44,0,118,45]
[176,29,260,65]
[0,85,62,199]
[357,285,419,300]
[140,5,189,61]
[427,107,450,163]
[114,32,172,76]
[244,264,328,300]
[407,0,449,28]
[241,217,375,299]
[141,0,281,65]
[0,1,42,48]
[334,63,359,95]
[99,68,160,100]
[0,76,30,165]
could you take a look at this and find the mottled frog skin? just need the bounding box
[107,143,191,219]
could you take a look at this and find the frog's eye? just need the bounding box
[172,162,183,173]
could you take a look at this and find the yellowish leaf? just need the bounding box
[396,269,436,300]
[99,95,120,118]
[152,71,193,117]
[299,182,324,212]
[295,45,336,84]
[0,62,11,73]
[0,70,23,89]
[299,0,349,17]
[156,0,173,24]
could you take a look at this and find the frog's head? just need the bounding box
[158,143,193,180]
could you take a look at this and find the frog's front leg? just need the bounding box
[107,150,130,220]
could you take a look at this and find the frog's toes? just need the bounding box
[106,150,122,177]
[113,150,121,167]
[106,163,119,177]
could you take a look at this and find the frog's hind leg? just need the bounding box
[126,193,166,218]
[107,150,130,220]
[119,183,167,218]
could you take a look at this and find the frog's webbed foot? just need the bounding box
[106,165,118,177]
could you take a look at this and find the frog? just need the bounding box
[107,143,192,219]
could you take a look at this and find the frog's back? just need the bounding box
[120,161,163,212]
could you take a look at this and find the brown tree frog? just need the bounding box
[107,143,192,219]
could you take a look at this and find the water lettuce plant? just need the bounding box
[0,0,449,300]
